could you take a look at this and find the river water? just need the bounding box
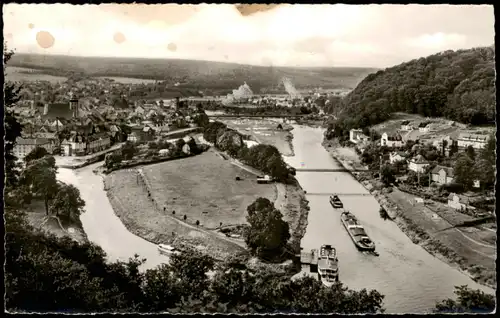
[57,124,493,313]
[57,165,168,270]
[284,125,493,313]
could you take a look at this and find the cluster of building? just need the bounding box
[349,119,491,192]
[12,91,202,161]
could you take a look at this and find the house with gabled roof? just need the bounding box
[389,151,408,164]
[61,132,87,156]
[400,120,414,131]
[418,122,430,133]
[349,129,371,144]
[127,125,155,143]
[381,132,404,148]
[13,137,55,159]
[408,154,430,173]
[431,165,454,185]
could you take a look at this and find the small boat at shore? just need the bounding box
[317,244,339,286]
[157,244,181,256]
[329,195,343,209]
[340,211,376,251]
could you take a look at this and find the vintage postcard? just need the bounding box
[3,3,496,314]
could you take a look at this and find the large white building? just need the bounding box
[457,133,489,149]
[13,137,54,159]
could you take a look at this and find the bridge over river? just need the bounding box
[208,114,307,119]
[305,192,372,196]
[295,168,377,172]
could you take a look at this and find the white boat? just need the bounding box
[157,244,181,256]
[317,244,339,286]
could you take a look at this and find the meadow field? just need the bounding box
[95,76,158,84]
[5,66,67,83]
[141,149,276,229]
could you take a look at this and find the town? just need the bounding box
[10,76,344,166]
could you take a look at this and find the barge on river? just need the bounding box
[340,211,376,251]
[329,195,343,209]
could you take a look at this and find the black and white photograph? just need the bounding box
[3,3,496,314]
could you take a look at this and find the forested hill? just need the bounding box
[8,53,376,92]
[334,46,495,128]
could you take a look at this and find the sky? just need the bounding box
[3,4,495,68]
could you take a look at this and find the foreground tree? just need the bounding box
[49,183,86,226]
[4,44,23,191]
[380,164,396,186]
[474,158,495,190]
[479,132,496,166]
[121,141,138,160]
[203,121,227,144]
[169,250,215,298]
[105,152,123,169]
[19,156,59,215]
[465,145,476,161]
[435,285,495,313]
[244,197,290,259]
[453,154,475,190]
[24,146,49,164]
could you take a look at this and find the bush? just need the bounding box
[439,183,464,194]
[244,197,290,260]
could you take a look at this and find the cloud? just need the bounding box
[404,32,467,50]
[3,4,494,68]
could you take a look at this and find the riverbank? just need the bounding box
[23,200,88,244]
[322,138,496,289]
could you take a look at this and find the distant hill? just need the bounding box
[332,46,495,129]
[8,53,376,94]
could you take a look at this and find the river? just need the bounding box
[57,164,168,270]
[57,124,493,313]
[284,125,493,313]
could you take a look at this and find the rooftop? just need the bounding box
[16,137,51,145]
[458,133,489,142]
[431,165,454,177]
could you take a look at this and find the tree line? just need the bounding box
[202,121,291,182]
[324,46,495,140]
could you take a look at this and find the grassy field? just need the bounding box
[5,66,67,83]
[221,118,294,156]
[95,76,158,84]
[104,167,246,259]
[9,53,376,90]
[387,188,496,285]
[141,149,276,229]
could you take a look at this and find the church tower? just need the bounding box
[69,98,79,118]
